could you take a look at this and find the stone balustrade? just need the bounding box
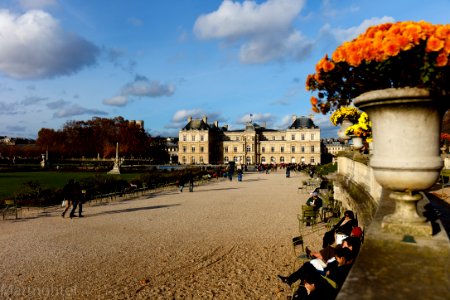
[333,155,450,300]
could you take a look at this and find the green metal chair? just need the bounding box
[298,205,320,230]
[2,199,19,220]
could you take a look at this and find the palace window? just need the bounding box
[301,134,305,141]
[271,146,275,152]
[200,135,204,141]
[183,135,186,142]
[280,146,284,153]
[191,146,195,153]
[233,146,238,153]
[291,134,295,140]
[262,147,265,153]
[311,134,315,140]
[271,156,276,163]
[301,146,305,153]
[183,146,187,153]
[291,146,295,152]
[311,145,315,153]
[192,135,195,141]
[311,157,315,163]
[200,146,204,153]
[225,146,229,153]
[280,156,285,163]
[246,145,251,152]
[261,156,266,163]
[200,156,204,163]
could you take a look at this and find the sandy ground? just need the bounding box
[0,171,327,300]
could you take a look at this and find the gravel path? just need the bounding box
[0,171,327,300]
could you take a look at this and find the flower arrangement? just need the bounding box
[345,112,372,141]
[306,21,450,114]
[329,106,360,126]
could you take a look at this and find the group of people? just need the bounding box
[178,172,195,192]
[278,209,362,299]
[61,179,84,218]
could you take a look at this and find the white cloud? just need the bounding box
[327,16,396,42]
[52,105,107,118]
[193,0,312,64]
[121,75,175,97]
[172,109,205,123]
[21,96,48,105]
[18,0,58,10]
[46,99,69,109]
[0,9,99,79]
[102,95,128,107]
[237,112,273,125]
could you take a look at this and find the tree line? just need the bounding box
[1,116,169,163]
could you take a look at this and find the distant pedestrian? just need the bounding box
[188,172,194,192]
[178,173,186,192]
[68,180,83,218]
[286,166,291,178]
[227,164,234,181]
[61,179,76,218]
[237,168,243,181]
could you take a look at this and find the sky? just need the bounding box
[0,0,449,139]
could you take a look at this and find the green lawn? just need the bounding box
[0,171,142,200]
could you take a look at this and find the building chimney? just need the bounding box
[214,120,218,127]
[202,115,208,123]
[188,116,192,122]
[292,115,297,122]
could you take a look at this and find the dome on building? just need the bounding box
[289,116,317,129]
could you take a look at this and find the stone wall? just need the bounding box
[332,156,382,228]
[334,156,450,300]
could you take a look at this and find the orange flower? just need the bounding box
[310,96,318,105]
[445,39,450,54]
[322,60,335,72]
[436,51,448,67]
[382,39,401,57]
[427,36,445,52]
[402,23,422,44]
[311,106,320,113]
[332,48,345,63]
[306,21,450,115]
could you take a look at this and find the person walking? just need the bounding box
[178,173,186,192]
[69,180,83,218]
[237,168,243,182]
[188,172,194,192]
[61,179,75,218]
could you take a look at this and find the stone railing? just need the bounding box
[332,155,382,228]
[333,155,450,300]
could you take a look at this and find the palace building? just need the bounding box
[178,115,321,165]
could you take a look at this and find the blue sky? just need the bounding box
[1,0,449,139]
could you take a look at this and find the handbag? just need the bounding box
[61,200,67,207]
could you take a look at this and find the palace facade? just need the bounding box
[178,115,321,165]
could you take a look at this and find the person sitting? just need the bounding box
[306,192,323,211]
[322,210,357,248]
[325,246,354,291]
[279,262,336,299]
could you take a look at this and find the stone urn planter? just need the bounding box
[354,87,448,236]
[351,136,364,150]
[337,119,352,141]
